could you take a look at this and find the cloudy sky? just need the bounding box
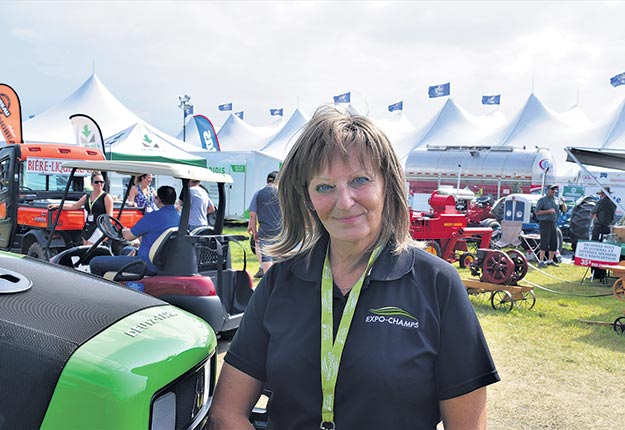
[3,1,625,136]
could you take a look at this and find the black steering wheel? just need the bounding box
[96,214,126,242]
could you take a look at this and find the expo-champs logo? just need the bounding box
[365,306,420,329]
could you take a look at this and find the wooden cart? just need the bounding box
[463,278,536,312]
[594,263,625,333]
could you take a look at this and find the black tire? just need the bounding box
[27,242,56,260]
[424,240,442,258]
[459,252,476,269]
[556,227,564,253]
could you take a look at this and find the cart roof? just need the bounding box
[62,160,233,183]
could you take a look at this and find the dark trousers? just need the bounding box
[591,224,610,241]
[539,220,557,253]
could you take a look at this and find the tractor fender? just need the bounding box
[20,229,67,254]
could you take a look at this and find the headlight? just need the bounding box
[151,359,212,430]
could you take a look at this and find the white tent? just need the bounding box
[217,113,284,151]
[21,74,142,144]
[105,122,206,168]
[373,111,419,161]
[259,109,309,160]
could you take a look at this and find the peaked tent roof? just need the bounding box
[373,111,419,161]
[22,74,142,144]
[407,98,498,155]
[259,109,310,160]
[478,94,588,178]
[105,122,206,168]
[217,113,284,151]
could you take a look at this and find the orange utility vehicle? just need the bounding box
[0,143,141,259]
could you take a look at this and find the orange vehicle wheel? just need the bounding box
[613,278,625,302]
[424,241,441,258]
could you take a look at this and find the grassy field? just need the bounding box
[223,226,625,429]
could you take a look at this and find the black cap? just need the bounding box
[598,187,611,194]
[267,171,279,183]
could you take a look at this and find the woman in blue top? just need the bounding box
[126,173,157,213]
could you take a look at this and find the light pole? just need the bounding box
[178,94,193,142]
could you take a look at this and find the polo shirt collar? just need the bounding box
[289,235,414,284]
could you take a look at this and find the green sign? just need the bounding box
[562,185,584,200]
[231,164,246,173]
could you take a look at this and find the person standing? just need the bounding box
[247,171,282,278]
[126,173,157,213]
[535,184,567,268]
[179,179,216,232]
[48,171,114,245]
[209,106,499,430]
[591,186,617,241]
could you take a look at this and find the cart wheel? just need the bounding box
[613,278,625,302]
[490,290,514,312]
[613,316,625,334]
[424,241,442,258]
[459,252,476,269]
[506,249,528,281]
[481,250,515,285]
[515,290,536,310]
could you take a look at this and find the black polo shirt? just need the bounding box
[226,238,499,429]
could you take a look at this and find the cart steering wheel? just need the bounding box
[96,214,126,242]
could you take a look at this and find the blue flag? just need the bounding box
[193,115,220,151]
[234,111,244,120]
[482,95,501,105]
[270,108,283,116]
[428,83,450,98]
[611,72,625,87]
[184,104,194,116]
[218,103,233,111]
[333,92,351,103]
[388,101,403,112]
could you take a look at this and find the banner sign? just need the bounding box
[0,83,23,144]
[25,157,90,176]
[562,185,584,200]
[573,240,622,267]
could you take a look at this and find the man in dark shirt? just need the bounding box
[247,171,282,278]
[591,187,617,241]
[535,185,566,268]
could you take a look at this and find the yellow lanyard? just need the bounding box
[320,244,381,430]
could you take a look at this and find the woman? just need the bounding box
[209,106,499,430]
[49,171,114,245]
[126,173,157,213]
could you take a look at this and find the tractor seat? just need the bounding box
[190,226,214,236]
[149,227,178,268]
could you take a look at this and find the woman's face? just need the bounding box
[142,174,153,184]
[308,155,385,249]
[92,175,105,189]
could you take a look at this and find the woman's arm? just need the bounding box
[440,386,487,430]
[208,363,264,430]
[49,195,86,210]
[104,194,114,216]
[125,186,137,206]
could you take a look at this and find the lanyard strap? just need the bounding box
[88,192,103,212]
[320,245,381,428]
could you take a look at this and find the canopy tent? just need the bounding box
[373,111,420,161]
[407,98,500,155]
[20,74,142,144]
[259,109,309,160]
[217,113,284,151]
[105,122,206,168]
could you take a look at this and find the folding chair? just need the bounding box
[495,220,523,248]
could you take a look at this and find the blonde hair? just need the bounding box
[270,105,413,260]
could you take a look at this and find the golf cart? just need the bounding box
[49,159,254,338]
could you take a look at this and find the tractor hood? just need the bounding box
[0,252,167,429]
